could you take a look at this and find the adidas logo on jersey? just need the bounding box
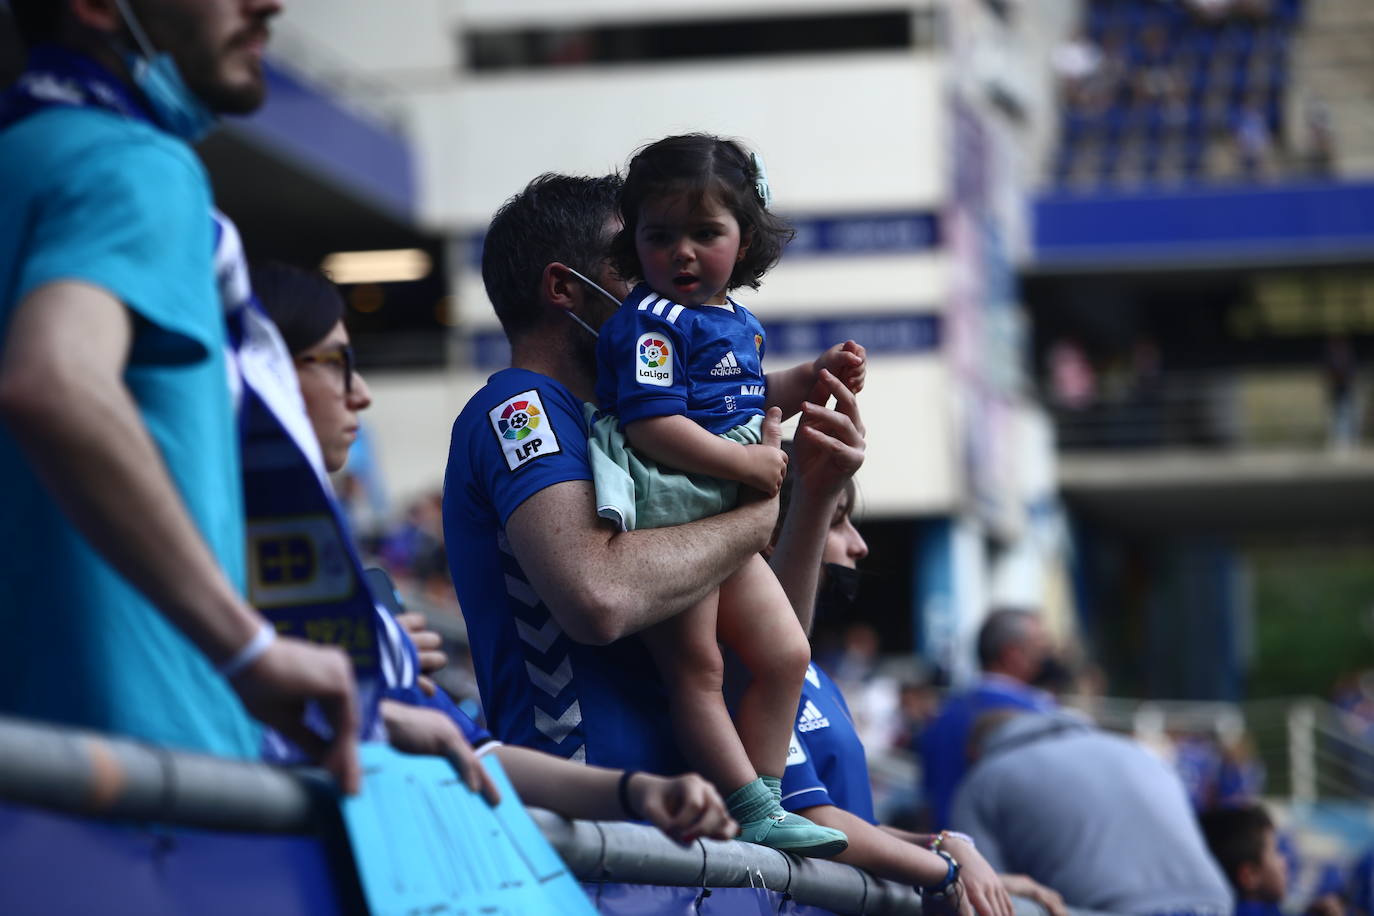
[710,351,743,377]
[797,700,830,733]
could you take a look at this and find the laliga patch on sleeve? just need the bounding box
[634,332,674,387]
[786,729,807,766]
[489,389,561,471]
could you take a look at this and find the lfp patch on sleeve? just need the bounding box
[489,389,561,471]
[634,332,673,387]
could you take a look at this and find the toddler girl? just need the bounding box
[591,134,864,856]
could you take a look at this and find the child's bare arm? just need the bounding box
[626,415,787,496]
[765,340,866,417]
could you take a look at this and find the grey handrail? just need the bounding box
[0,715,1074,916]
[530,808,928,915]
[0,714,323,833]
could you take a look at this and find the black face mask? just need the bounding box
[1030,654,1075,693]
[816,563,862,618]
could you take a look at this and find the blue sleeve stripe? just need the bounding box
[780,786,832,810]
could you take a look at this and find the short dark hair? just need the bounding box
[976,608,1039,669]
[481,173,623,342]
[1199,804,1274,890]
[609,134,794,293]
[6,0,66,46]
[250,261,344,356]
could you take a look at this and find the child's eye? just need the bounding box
[694,229,721,241]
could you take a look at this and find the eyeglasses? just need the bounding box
[295,345,356,395]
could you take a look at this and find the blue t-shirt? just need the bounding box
[780,664,877,824]
[920,676,1054,827]
[0,106,257,757]
[595,282,767,434]
[442,368,686,774]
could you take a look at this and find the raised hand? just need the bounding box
[813,339,866,394]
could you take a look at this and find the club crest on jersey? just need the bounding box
[489,389,561,470]
[636,333,673,387]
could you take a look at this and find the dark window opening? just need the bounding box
[464,10,937,73]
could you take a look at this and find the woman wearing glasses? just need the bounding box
[250,261,370,475]
[249,260,737,844]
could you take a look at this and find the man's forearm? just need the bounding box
[507,480,778,645]
[0,283,260,663]
[767,483,841,637]
[798,804,949,887]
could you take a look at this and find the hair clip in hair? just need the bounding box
[751,152,772,209]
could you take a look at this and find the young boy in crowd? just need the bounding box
[1200,804,1345,916]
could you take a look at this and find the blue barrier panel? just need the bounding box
[584,883,842,915]
[0,801,347,916]
[341,745,597,914]
[1034,180,1374,268]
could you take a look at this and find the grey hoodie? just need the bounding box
[950,712,1234,915]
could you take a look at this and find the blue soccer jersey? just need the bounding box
[595,282,768,435]
[442,368,686,774]
[780,664,877,824]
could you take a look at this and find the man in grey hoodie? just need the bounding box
[951,711,1234,915]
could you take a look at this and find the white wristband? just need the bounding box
[218,622,277,679]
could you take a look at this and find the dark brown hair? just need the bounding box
[609,134,793,293]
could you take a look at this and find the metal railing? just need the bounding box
[1050,371,1361,452]
[1076,694,1374,803]
[0,714,1017,916]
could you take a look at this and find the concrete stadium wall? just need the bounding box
[360,358,959,516]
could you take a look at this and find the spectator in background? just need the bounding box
[1200,804,1344,916]
[1232,89,1277,181]
[952,710,1235,914]
[768,424,1068,916]
[1325,336,1361,451]
[256,260,738,843]
[0,0,358,788]
[919,608,1059,828]
[1053,29,1105,110]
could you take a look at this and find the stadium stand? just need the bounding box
[1052,0,1307,188]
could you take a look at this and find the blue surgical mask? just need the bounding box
[115,0,216,142]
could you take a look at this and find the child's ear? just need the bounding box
[736,228,753,263]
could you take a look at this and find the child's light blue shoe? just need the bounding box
[725,777,848,858]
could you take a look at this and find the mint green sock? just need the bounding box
[724,777,776,824]
[761,775,782,804]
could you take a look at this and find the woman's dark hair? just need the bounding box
[250,261,345,357]
[609,134,794,293]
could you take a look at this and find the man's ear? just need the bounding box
[540,262,580,314]
[70,0,122,33]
